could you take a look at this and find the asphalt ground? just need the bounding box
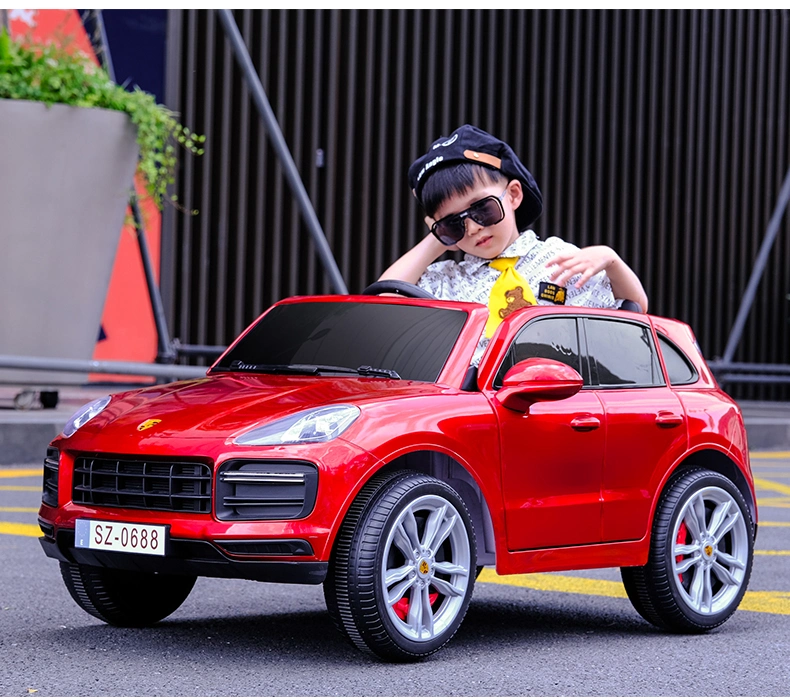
[1,454,789,697]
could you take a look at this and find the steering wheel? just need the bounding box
[361,279,436,299]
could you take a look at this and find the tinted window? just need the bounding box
[494,317,581,388]
[215,302,467,383]
[586,318,664,387]
[658,335,698,385]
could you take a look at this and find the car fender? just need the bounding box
[644,437,756,547]
[324,433,504,565]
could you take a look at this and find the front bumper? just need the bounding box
[39,526,328,584]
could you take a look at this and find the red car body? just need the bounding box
[38,295,757,660]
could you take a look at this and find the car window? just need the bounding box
[585,318,664,388]
[494,317,582,388]
[214,301,468,383]
[658,334,699,385]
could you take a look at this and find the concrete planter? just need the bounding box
[0,99,139,384]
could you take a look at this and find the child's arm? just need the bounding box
[378,224,453,285]
[546,245,649,313]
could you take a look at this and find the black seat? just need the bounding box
[619,299,643,313]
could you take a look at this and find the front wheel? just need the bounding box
[621,469,754,632]
[60,562,196,626]
[324,471,476,661]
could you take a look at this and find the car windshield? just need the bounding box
[213,301,468,383]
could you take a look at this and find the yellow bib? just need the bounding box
[485,257,537,338]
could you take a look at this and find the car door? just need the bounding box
[487,315,606,551]
[582,317,688,543]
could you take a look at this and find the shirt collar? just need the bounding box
[460,230,539,272]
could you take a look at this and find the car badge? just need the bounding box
[137,418,162,432]
[419,560,430,575]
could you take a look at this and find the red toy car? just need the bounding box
[38,288,757,661]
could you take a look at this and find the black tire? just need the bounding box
[621,468,754,632]
[59,562,196,626]
[324,470,476,661]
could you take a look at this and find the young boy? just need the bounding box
[379,124,648,352]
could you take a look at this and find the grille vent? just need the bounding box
[217,540,314,556]
[42,448,59,507]
[216,461,318,521]
[73,455,212,513]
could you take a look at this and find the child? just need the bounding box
[379,124,648,348]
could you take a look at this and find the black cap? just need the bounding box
[408,124,543,230]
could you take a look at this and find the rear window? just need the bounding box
[215,302,468,383]
[658,335,699,385]
[585,318,664,388]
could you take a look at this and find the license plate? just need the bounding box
[75,519,167,556]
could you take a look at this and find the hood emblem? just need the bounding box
[137,419,162,432]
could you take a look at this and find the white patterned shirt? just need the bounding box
[417,230,619,363]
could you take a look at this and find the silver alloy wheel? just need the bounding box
[381,494,472,642]
[671,485,750,615]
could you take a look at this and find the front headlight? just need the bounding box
[233,404,360,446]
[62,396,112,438]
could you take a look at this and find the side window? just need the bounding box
[494,317,582,388]
[585,318,664,388]
[658,335,698,385]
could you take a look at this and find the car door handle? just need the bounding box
[656,411,684,428]
[570,415,601,432]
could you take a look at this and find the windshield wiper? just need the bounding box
[223,361,400,379]
[225,361,320,375]
[354,365,401,379]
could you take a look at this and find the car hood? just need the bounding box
[75,372,444,442]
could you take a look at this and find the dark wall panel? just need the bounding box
[162,9,790,399]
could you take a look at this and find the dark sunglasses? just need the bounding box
[430,188,508,245]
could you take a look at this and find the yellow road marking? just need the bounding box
[760,521,790,527]
[755,550,790,556]
[0,469,42,478]
[0,486,40,492]
[753,478,790,497]
[751,452,790,459]
[738,591,790,615]
[0,522,41,537]
[478,570,790,615]
[0,507,38,513]
[479,570,628,599]
[757,497,790,507]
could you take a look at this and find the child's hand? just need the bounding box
[546,245,619,288]
[424,215,459,251]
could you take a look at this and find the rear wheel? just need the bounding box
[324,471,476,661]
[621,469,753,632]
[60,562,196,626]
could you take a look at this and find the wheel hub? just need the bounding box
[381,493,472,641]
[670,484,751,617]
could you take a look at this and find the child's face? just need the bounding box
[432,179,523,259]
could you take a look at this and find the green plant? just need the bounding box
[0,28,204,208]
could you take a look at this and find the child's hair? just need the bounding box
[420,163,508,218]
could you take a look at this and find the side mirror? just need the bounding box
[495,358,583,412]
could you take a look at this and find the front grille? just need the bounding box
[216,460,318,521]
[42,447,59,507]
[73,455,212,513]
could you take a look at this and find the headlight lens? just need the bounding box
[233,405,360,446]
[62,396,112,438]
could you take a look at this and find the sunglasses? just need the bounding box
[430,188,508,245]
